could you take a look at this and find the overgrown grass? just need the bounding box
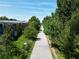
[55,48,65,59]
[47,36,65,59]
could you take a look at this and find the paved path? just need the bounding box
[30,26,53,59]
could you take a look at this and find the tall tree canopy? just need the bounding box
[43,0,79,59]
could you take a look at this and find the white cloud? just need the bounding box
[0,4,13,7]
[0,1,55,6]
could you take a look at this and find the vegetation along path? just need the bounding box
[30,26,53,59]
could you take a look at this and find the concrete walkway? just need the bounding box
[30,26,53,59]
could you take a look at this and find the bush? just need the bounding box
[24,27,38,40]
[14,35,35,59]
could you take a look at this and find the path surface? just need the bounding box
[30,26,53,59]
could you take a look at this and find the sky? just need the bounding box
[0,0,57,22]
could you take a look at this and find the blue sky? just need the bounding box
[0,0,57,21]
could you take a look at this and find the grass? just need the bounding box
[47,36,65,59]
[55,48,65,59]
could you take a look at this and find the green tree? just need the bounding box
[24,26,38,40]
[42,0,79,59]
[28,16,40,30]
[57,0,76,23]
[0,16,8,20]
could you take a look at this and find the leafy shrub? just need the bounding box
[24,27,38,40]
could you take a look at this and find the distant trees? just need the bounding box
[0,16,17,21]
[24,16,40,40]
[43,0,79,59]
[28,16,40,30]
[0,16,8,20]
[42,16,52,35]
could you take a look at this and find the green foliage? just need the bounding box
[0,16,40,59]
[42,16,52,35]
[0,16,16,21]
[0,16,8,20]
[14,35,27,49]
[69,10,79,36]
[14,35,35,59]
[43,0,79,59]
[28,16,40,30]
[23,16,40,41]
[57,0,76,23]
[24,27,38,40]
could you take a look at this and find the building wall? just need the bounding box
[0,23,4,35]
